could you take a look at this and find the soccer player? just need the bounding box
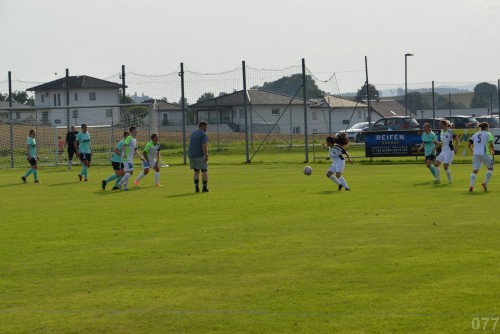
[65,125,79,169]
[188,121,209,193]
[468,122,495,192]
[134,133,162,187]
[117,126,145,191]
[322,133,353,191]
[21,129,40,183]
[102,131,129,190]
[434,119,458,184]
[417,123,440,181]
[75,124,92,182]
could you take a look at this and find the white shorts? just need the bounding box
[472,155,494,170]
[143,159,157,169]
[123,161,134,172]
[436,150,454,165]
[328,160,345,173]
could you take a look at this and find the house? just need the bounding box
[310,95,368,133]
[0,101,35,124]
[364,99,416,120]
[26,76,124,126]
[143,99,184,126]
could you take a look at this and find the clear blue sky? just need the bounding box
[1,0,499,93]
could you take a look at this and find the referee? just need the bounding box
[65,125,79,169]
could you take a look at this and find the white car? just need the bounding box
[338,122,373,142]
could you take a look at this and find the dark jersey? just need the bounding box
[66,130,79,147]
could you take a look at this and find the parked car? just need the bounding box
[369,116,420,131]
[475,115,499,128]
[418,118,451,129]
[444,115,479,128]
[337,121,374,142]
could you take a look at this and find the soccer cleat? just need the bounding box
[338,184,343,191]
[21,176,26,183]
[469,186,473,192]
[34,180,40,183]
[78,174,82,181]
[195,186,200,193]
[345,188,351,191]
[134,180,140,186]
[155,183,162,187]
[84,179,88,182]
[202,188,210,193]
[482,182,487,192]
[434,180,441,184]
[112,186,119,190]
[122,188,129,191]
[448,181,453,184]
[101,180,107,190]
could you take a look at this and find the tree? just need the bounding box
[0,91,34,105]
[470,82,498,108]
[197,92,215,103]
[259,74,324,98]
[120,95,148,126]
[355,83,379,102]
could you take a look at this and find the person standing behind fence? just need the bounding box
[21,129,40,183]
[188,121,209,193]
[418,123,440,181]
[65,125,79,169]
[57,136,64,161]
[434,119,458,184]
[75,124,92,182]
[322,133,353,191]
[134,133,162,187]
[468,122,495,192]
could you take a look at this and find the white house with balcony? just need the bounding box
[27,75,124,126]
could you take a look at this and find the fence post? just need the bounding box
[432,81,435,120]
[121,65,126,101]
[302,58,308,163]
[242,61,250,163]
[180,63,187,165]
[8,71,14,168]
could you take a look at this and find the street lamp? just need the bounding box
[405,53,414,116]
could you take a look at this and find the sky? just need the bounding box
[1,0,500,95]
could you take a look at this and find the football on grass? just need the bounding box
[303,166,312,175]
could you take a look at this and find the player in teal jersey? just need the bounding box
[21,129,40,183]
[468,122,495,192]
[134,133,162,186]
[75,124,92,182]
[417,123,440,181]
[117,126,145,190]
[102,131,129,190]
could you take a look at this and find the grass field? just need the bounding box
[1,162,499,333]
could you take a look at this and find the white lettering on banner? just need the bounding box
[375,134,405,141]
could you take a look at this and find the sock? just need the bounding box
[446,169,452,182]
[82,166,88,179]
[120,173,131,187]
[338,176,349,189]
[428,165,436,177]
[328,175,340,185]
[105,174,117,183]
[470,173,477,187]
[434,168,440,181]
[68,160,72,169]
[194,179,199,188]
[33,169,38,181]
[485,170,493,184]
[154,172,160,184]
[202,181,208,189]
[114,176,122,187]
[24,168,33,178]
[135,172,145,182]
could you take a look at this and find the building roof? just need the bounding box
[143,99,183,111]
[27,76,123,91]
[311,95,368,108]
[367,99,416,118]
[188,89,310,109]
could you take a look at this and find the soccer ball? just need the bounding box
[303,166,312,176]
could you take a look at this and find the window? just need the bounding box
[312,111,317,121]
[89,92,96,101]
[72,109,78,119]
[106,109,113,118]
[75,92,78,101]
[41,95,44,103]
[272,108,280,116]
[53,94,57,106]
[358,110,362,119]
[342,119,350,125]
[16,112,21,119]
[57,93,61,106]
[55,119,61,124]
[292,126,301,134]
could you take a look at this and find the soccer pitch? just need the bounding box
[1,163,499,333]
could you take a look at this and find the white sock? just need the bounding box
[154,172,160,184]
[470,173,477,187]
[434,168,440,181]
[338,176,349,189]
[446,169,452,182]
[120,173,131,186]
[328,175,340,185]
[135,172,145,182]
[68,160,72,169]
[485,170,493,184]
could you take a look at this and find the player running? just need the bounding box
[417,123,440,181]
[468,122,495,192]
[134,133,162,187]
[434,120,458,184]
[117,126,145,191]
[102,131,129,190]
[322,133,353,191]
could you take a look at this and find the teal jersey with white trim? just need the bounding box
[27,137,37,157]
[111,140,125,163]
[421,131,437,156]
[76,131,91,153]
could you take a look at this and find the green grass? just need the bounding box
[1,162,499,333]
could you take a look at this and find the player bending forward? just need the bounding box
[134,133,162,187]
[322,133,353,191]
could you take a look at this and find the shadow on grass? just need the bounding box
[166,192,199,198]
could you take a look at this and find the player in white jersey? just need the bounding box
[468,122,495,192]
[434,120,458,184]
[117,126,145,191]
[134,133,162,187]
[322,133,353,191]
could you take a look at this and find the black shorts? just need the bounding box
[68,145,76,160]
[80,153,92,162]
[112,161,123,171]
[425,154,436,162]
[27,157,37,166]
